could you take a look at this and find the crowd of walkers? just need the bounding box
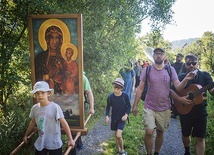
[114,48,214,155]
[23,46,214,155]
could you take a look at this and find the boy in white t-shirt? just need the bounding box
[23,81,75,155]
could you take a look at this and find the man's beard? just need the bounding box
[155,60,163,65]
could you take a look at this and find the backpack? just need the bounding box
[141,65,172,101]
[108,92,130,124]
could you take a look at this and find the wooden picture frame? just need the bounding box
[28,14,84,130]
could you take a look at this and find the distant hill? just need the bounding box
[171,38,197,49]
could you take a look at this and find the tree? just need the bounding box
[197,32,214,72]
[139,29,172,62]
[0,0,176,112]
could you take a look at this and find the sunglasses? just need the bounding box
[186,62,197,66]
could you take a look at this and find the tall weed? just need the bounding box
[205,94,214,155]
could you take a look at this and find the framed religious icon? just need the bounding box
[28,14,84,130]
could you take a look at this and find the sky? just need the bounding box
[140,0,214,42]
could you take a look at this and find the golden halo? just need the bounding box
[38,19,71,51]
[61,43,78,61]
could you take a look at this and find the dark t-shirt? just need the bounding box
[172,62,185,75]
[105,92,131,121]
[178,70,213,116]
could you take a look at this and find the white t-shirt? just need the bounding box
[29,102,64,151]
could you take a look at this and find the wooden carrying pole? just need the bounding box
[10,129,37,155]
[64,114,92,155]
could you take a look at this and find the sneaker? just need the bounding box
[119,151,127,155]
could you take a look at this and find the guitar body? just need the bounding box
[174,84,203,115]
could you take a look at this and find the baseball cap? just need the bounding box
[112,78,124,88]
[31,81,53,93]
[176,53,184,57]
[153,48,165,53]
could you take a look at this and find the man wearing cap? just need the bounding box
[171,53,186,118]
[132,48,196,155]
[172,53,185,75]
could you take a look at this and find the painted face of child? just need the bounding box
[66,48,74,59]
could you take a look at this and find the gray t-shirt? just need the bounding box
[29,101,64,151]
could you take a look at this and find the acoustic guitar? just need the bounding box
[173,82,214,115]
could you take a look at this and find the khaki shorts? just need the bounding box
[143,108,171,131]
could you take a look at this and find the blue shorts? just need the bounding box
[111,120,125,131]
[180,114,207,138]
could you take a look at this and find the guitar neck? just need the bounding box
[193,82,214,96]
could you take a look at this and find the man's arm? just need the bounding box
[83,74,95,115]
[173,72,197,91]
[85,89,95,114]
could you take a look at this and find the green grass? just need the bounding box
[95,102,146,155]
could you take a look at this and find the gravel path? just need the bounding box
[77,117,113,155]
[76,117,185,155]
[76,92,184,155]
[159,118,185,155]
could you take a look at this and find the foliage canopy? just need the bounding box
[0,0,175,110]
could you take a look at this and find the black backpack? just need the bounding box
[141,65,172,101]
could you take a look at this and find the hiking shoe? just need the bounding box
[119,151,127,155]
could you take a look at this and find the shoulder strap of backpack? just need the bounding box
[166,64,172,77]
[108,94,112,106]
[165,64,172,85]
[122,92,130,124]
[145,65,151,84]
